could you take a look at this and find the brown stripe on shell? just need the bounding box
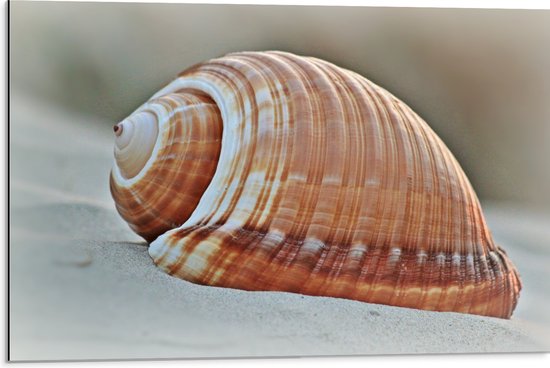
[111,51,521,318]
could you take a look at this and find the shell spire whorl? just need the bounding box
[110,51,521,319]
[110,91,223,242]
[113,111,159,179]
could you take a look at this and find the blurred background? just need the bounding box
[10,2,550,210]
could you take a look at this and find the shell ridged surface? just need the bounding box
[110,51,521,318]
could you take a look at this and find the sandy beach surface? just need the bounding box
[9,92,550,361]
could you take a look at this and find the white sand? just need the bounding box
[9,92,549,361]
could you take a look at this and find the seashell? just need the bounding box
[110,51,521,319]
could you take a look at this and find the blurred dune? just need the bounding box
[10,2,550,209]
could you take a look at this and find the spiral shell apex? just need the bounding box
[110,51,521,319]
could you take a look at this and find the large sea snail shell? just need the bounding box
[110,51,521,319]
